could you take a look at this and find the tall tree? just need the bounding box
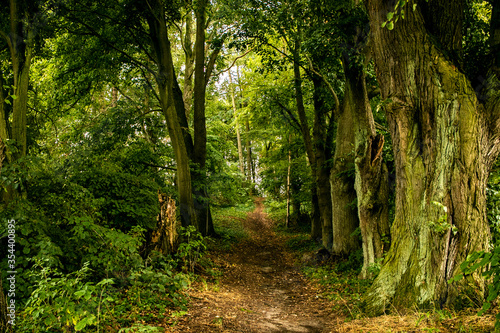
[0,0,38,205]
[342,0,390,278]
[364,0,500,314]
[145,0,197,227]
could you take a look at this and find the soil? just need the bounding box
[167,198,339,332]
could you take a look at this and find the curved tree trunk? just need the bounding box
[363,0,500,315]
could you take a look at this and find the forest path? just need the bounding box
[168,197,339,332]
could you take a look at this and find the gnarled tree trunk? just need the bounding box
[343,58,390,279]
[363,0,500,315]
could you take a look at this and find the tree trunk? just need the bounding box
[363,0,500,315]
[312,76,334,250]
[0,281,12,333]
[291,39,322,243]
[229,72,245,174]
[147,0,196,228]
[343,57,390,279]
[0,0,34,206]
[245,119,253,184]
[330,96,360,256]
[182,11,195,121]
[286,135,292,227]
[191,0,218,237]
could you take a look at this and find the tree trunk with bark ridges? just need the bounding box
[363,0,500,315]
[147,0,197,228]
[330,87,360,256]
[343,57,390,279]
[312,76,334,250]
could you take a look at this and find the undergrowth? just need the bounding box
[210,202,253,251]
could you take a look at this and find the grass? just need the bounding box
[209,202,254,251]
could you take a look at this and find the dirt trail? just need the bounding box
[169,198,338,332]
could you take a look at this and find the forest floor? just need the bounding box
[163,198,497,333]
[166,197,338,332]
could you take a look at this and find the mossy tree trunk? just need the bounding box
[0,0,34,206]
[330,86,360,256]
[191,0,219,236]
[343,57,390,279]
[146,0,197,228]
[364,0,500,315]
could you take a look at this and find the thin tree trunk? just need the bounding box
[245,119,253,183]
[363,0,500,314]
[230,72,244,174]
[182,11,195,120]
[286,135,292,228]
[292,37,322,243]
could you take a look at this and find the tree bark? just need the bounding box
[286,137,292,228]
[343,57,390,279]
[0,281,12,333]
[191,0,218,237]
[245,119,253,183]
[311,76,334,250]
[229,72,245,174]
[147,0,196,228]
[363,0,500,315]
[291,38,323,243]
[182,10,195,121]
[0,0,34,206]
[330,92,360,256]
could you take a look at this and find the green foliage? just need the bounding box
[176,226,207,273]
[211,204,252,251]
[119,324,165,332]
[449,247,500,329]
[285,234,318,253]
[428,201,458,235]
[18,261,114,332]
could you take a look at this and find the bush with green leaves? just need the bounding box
[449,248,500,329]
[18,260,114,332]
[176,225,207,273]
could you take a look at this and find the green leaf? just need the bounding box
[387,21,394,30]
[413,3,417,11]
[75,317,88,331]
[387,12,394,21]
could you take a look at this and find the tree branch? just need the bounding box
[0,30,13,55]
[306,55,340,116]
[213,45,255,77]
[274,99,301,132]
